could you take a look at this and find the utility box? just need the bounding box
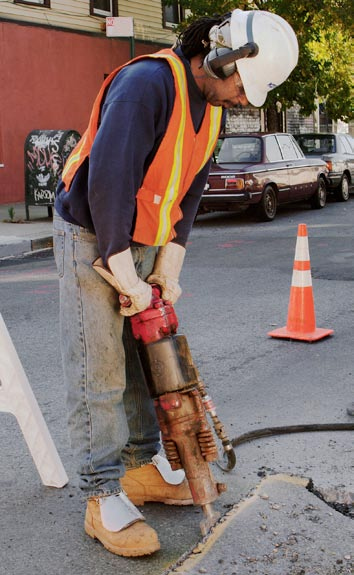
[24,129,80,220]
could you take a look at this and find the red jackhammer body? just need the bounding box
[127,287,235,535]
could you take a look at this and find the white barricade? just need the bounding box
[0,313,68,488]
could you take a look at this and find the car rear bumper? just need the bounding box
[201,191,253,204]
[326,172,342,189]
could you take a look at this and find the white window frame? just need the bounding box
[91,0,114,18]
[162,1,184,29]
[14,0,50,6]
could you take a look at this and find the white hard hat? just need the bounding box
[230,9,299,107]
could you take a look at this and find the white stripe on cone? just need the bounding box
[291,269,312,287]
[294,236,310,261]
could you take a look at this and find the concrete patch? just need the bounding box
[165,474,354,575]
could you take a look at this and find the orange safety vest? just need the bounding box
[62,49,222,246]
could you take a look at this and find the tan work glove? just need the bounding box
[93,248,152,317]
[147,242,186,304]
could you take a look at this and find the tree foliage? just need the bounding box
[166,0,353,120]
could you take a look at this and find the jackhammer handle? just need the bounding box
[119,294,131,307]
[119,285,161,310]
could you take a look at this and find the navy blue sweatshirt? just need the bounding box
[55,48,221,265]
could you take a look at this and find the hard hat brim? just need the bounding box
[236,59,268,107]
[230,9,299,108]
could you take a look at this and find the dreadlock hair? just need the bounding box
[176,15,225,60]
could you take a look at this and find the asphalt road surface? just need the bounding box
[0,198,353,575]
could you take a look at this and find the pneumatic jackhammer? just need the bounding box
[122,286,236,535]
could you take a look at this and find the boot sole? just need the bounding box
[128,496,194,506]
[84,521,160,557]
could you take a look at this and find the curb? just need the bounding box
[0,237,53,264]
[31,236,54,251]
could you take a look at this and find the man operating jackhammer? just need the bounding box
[53,9,298,557]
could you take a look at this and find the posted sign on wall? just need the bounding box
[106,17,134,37]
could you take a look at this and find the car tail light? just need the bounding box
[225,178,244,189]
[326,160,333,171]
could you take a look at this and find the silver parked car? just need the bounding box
[294,133,354,201]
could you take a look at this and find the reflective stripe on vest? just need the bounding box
[61,49,222,246]
[152,52,186,246]
[132,51,222,245]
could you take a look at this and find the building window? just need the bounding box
[163,1,184,29]
[90,0,116,17]
[14,0,50,6]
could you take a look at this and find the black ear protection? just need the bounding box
[203,42,259,79]
[203,10,259,79]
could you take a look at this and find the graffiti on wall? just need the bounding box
[25,130,80,206]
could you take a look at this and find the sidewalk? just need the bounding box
[0,202,54,260]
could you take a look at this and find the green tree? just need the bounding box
[167,0,353,127]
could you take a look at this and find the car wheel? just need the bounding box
[257,186,277,221]
[310,177,327,209]
[335,174,350,202]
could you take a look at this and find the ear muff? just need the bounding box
[203,42,259,80]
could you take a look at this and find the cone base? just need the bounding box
[268,326,334,342]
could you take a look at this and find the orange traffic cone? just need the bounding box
[268,223,333,342]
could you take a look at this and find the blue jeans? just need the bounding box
[53,213,160,497]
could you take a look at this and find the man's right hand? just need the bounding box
[118,279,152,316]
[92,249,152,316]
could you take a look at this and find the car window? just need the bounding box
[290,137,305,159]
[212,139,223,162]
[345,136,354,153]
[296,135,336,154]
[341,136,353,154]
[276,135,299,160]
[265,136,282,162]
[217,137,261,163]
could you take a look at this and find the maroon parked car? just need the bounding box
[199,133,328,221]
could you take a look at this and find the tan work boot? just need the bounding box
[84,492,160,556]
[120,454,193,506]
